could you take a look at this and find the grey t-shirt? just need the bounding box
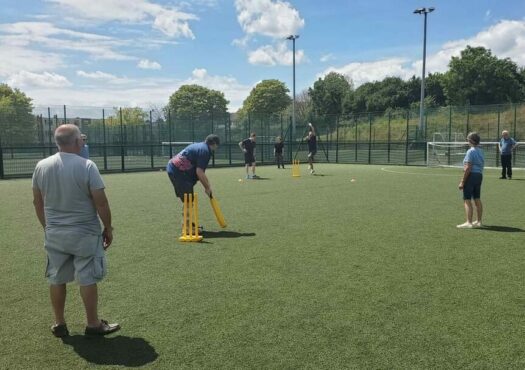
[32,152,105,234]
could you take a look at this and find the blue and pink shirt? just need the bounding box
[166,142,212,181]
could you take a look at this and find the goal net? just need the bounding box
[427,142,525,169]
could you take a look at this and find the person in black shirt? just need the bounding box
[274,136,285,169]
[239,132,258,179]
[305,123,317,174]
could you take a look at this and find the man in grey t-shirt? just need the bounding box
[32,124,120,337]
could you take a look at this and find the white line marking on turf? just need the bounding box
[380,167,459,177]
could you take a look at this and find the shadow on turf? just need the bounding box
[61,335,158,367]
[201,230,256,238]
[478,225,525,233]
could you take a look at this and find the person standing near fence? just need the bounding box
[457,132,484,229]
[239,133,258,179]
[32,124,119,337]
[498,130,516,180]
[305,123,317,174]
[274,136,285,169]
[79,133,89,159]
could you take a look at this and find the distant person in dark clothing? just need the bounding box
[239,133,258,179]
[274,136,285,169]
[305,123,317,174]
[498,130,516,179]
[79,134,89,159]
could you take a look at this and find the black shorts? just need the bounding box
[463,172,483,200]
[168,169,195,201]
[244,153,255,165]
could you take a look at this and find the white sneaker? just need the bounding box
[456,222,473,229]
[472,221,483,228]
[310,169,315,174]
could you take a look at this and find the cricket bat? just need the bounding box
[209,194,227,228]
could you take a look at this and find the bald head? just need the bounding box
[55,124,82,152]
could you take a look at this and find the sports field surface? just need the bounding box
[1,164,524,369]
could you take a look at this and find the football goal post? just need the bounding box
[427,142,525,169]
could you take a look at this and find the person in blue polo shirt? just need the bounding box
[166,135,220,227]
[457,132,484,229]
[498,130,517,180]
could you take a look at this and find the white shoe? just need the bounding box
[310,169,315,174]
[456,222,473,229]
[472,221,483,228]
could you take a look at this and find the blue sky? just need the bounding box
[0,0,524,111]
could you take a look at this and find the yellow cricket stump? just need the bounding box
[292,159,301,177]
[179,193,203,242]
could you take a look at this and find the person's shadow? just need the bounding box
[201,230,256,239]
[478,225,525,233]
[62,335,158,367]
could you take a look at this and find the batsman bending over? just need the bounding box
[166,134,220,230]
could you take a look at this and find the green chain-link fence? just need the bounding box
[1,103,524,178]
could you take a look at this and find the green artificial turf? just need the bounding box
[0,164,524,369]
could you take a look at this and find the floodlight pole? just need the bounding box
[287,35,299,140]
[414,7,435,138]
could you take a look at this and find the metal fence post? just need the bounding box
[466,104,470,138]
[119,108,125,172]
[405,110,410,165]
[386,111,388,163]
[38,114,45,157]
[47,108,53,156]
[168,110,173,158]
[63,105,67,125]
[447,106,452,165]
[368,113,372,164]
[150,110,154,168]
[497,109,500,141]
[354,117,358,162]
[228,114,232,165]
[0,135,4,179]
[335,115,339,163]
[102,109,107,170]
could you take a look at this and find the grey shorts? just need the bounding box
[44,230,106,286]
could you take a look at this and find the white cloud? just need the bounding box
[248,42,305,66]
[234,0,305,67]
[76,70,130,85]
[6,71,71,88]
[0,22,132,61]
[137,59,162,70]
[321,58,413,86]
[192,68,208,79]
[19,69,251,111]
[46,0,198,38]
[485,10,491,21]
[0,45,64,76]
[319,19,525,87]
[320,53,335,63]
[235,0,304,38]
[185,68,252,110]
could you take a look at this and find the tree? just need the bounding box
[308,72,352,115]
[105,107,148,126]
[241,79,291,114]
[424,73,447,107]
[0,84,34,145]
[167,84,229,117]
[348,77,409,113]
[444,46,525,105]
